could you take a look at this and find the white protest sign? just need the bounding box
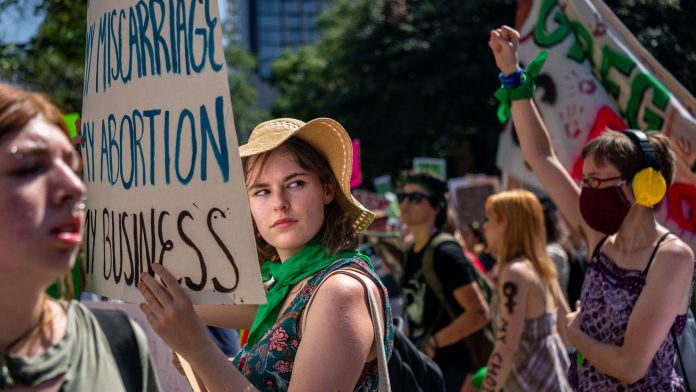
[81,0,265,304]
[413,157,447,181]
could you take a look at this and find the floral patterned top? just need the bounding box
[568,235,695,391]
[233,257,393,391]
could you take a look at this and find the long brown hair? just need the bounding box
[485,190,557,283]
[242,137,358,262]
[0,83,68,141]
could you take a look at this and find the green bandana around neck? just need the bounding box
[246,238,372,347]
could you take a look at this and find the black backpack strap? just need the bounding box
[421,232,458,320]
[643,231,672,275]
[92,309,143,392]
[591,236,610,259]
[671,326,691,391]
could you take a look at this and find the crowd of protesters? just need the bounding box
[1,22,694,392]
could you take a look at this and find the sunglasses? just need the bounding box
[397,191,431,204]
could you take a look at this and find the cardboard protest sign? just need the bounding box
[413,157,447,181]
[448,175,500,228]
[80,0,265,304]
[500,0,696,248]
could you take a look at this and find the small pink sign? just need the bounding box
[350,139,363,189]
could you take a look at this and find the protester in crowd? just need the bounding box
[399,172,491,392]
[489,26,695,390]
[462,220,499,282]
[480,190,571,391]
[443,208,486,273]
[0,82,160,391]
[138,118,393,391]
[538,196,571,300]
[360,215,405,319]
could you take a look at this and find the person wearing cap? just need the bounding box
[138,118,393,391]
[399,172,490,392]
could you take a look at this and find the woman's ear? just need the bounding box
[323,181,336,205]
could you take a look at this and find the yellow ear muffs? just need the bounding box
[632,167,667,207]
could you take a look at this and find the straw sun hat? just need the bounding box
[239,118,375,233]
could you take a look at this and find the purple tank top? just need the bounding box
[568,234,694,391]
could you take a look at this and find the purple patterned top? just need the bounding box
[568,241,695,391]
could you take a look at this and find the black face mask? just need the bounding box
[579,183,632,235]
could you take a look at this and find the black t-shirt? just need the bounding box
[402,233,476,376]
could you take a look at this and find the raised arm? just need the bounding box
[566,238,694,383]
[488,26,602,248]
[481,263,530,392]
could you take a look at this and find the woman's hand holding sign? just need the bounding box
[138,264,215,360]
[139,263,257,391]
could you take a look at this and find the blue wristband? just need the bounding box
[498,67,524,89]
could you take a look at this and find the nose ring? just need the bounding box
[74,194,87,211]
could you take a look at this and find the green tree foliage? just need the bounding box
[271,0,695,182]
[272,0,516,180]
[605,0,695,96]
[226,44,268,144]
[0,0,87,113]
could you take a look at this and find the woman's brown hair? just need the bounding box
[243,137,358,262]
[0,83,68,141]
[581,129,676,186]
[485,189,557,283]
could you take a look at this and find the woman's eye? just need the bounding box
[253,189,270,197]
[288,180,305,188]
[12,163,46,177]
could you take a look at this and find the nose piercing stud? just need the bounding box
[75,195,87,211]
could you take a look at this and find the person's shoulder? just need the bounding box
[499,259,535,285]
[432,237,464,257]
[654,234,694,273]
[317,270,380,303]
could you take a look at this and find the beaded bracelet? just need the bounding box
[498,67,524,89]
[494,51,548,123]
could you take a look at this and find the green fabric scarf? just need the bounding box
[494,50,548,123]
[247,239,372,347]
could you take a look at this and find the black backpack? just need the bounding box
[388,320,446,392]
[418,232,495,371]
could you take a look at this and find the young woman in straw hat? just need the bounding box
[0,82,160,391]
[489,25,694,390]
[138,118,393,391]
[480,189,571,391]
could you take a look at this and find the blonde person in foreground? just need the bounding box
[0,82,160,391]
[488,25,694,390]
[138,118,393,392]
[479,190,571,392]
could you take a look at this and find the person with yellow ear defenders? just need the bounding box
[489,25,695,391]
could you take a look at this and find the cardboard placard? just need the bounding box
[80,0,264,304]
